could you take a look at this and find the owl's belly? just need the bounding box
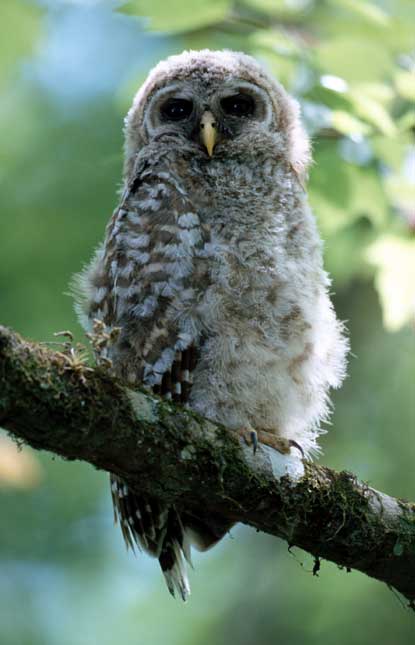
[183,263,345,458]
[186,283,313,441]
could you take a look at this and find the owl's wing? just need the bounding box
[78,149,209,395]
[74,149,228,600]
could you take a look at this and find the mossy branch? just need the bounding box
[0,324,414,606]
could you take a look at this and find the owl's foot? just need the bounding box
[257,430,304,458]
[237,428,304,458]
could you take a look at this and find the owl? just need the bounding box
[74,49,348,601]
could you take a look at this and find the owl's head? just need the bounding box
[124,50,310,183]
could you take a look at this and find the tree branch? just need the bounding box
[0,324,414,606]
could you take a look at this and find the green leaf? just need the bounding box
[181,28,253,53]
[305,85,352,112]
[249,49,298,89]
[328,0,390,27]
[241,0,312,17]
[315,37,394,84]
[331,110,371,136]
[385,174,415,217]
[371,134,410,172]
[118,0,230,32]
[350,82,394,106]
[395,70,415,101]
[310,141,387,234]
[309,146,348,228]
[397,110,415,132]
[349,90,397,136]
[323,220,374,287]
[249,29,302,57]
[348,165,388,226]
[367,236,415,331]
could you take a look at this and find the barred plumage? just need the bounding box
[74,49,348,600]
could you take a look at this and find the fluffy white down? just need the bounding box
[184,215,347,459]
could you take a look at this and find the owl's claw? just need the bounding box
[235,427,304,458]
[236,428,258,453]
[287,439,304,459]
[260,432,304,458]
[250,430,258,454]
[237,428,304,459]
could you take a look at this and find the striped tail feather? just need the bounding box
[158,508,192,601]
[110,474,234,601]
[110,474,192,600]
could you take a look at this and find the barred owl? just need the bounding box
[74,49,348,600]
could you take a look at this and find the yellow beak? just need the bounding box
[200,111,217,157]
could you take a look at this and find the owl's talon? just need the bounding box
[253,430,304,458]
[250,430,258,454]
[236,427,258,453]
[288,439,304,458]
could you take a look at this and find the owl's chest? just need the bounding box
[192,227,288,339]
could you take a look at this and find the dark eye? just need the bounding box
[221,94,255,117]
[160,98,193,121]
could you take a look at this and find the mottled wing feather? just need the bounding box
[111,475,168,554]
[154,345,199,402]
[85,148,213,600]
[88,148,209,391]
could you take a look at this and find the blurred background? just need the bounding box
[0,0,414,643]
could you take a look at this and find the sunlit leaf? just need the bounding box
[320,74,349,93]
[241,0,313,16]
[181,26,255,53]
[249,29,302,57]
[395,70,415,101]
[118,0,230,32]
[367,236,415,331]
[349,91,397,136]
[315,37,394,84]
[305,84,352,112]
[328,0,390,27]
[385,173,415,219]
[251,49,298,89]
[371,134,410,171]
[331,110,371,136]
[350,82,394,106]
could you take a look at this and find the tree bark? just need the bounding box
[0,324,414,606]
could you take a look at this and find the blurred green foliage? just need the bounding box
[0,1,414,644]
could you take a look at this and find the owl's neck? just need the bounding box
[192,155,303,232]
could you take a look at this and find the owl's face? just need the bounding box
[142,77,275,159]
[124,50,310,180]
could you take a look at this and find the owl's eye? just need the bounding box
[160,98,193,121]
[221,94,255,117]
